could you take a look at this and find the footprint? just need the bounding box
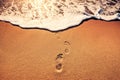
[55,63,63,73]
[55,53,64,63]
[64,41,70,46]
[64,41,71,55]
[56,53,64,59]
[55,53,64,73]
[54,33,61,40]
[64,48,70,55]
[55,41,71,73]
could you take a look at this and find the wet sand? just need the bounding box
[0,20,120,80]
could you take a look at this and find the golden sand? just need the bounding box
[0,20,120,80]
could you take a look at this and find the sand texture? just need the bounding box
[0,20,120,80]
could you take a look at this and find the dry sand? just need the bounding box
[0,20,120,80]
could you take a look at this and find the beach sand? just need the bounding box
[0,20,120,80]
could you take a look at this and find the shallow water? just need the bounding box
[0,0,120,31]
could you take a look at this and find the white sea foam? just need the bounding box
[0,0,120,31]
